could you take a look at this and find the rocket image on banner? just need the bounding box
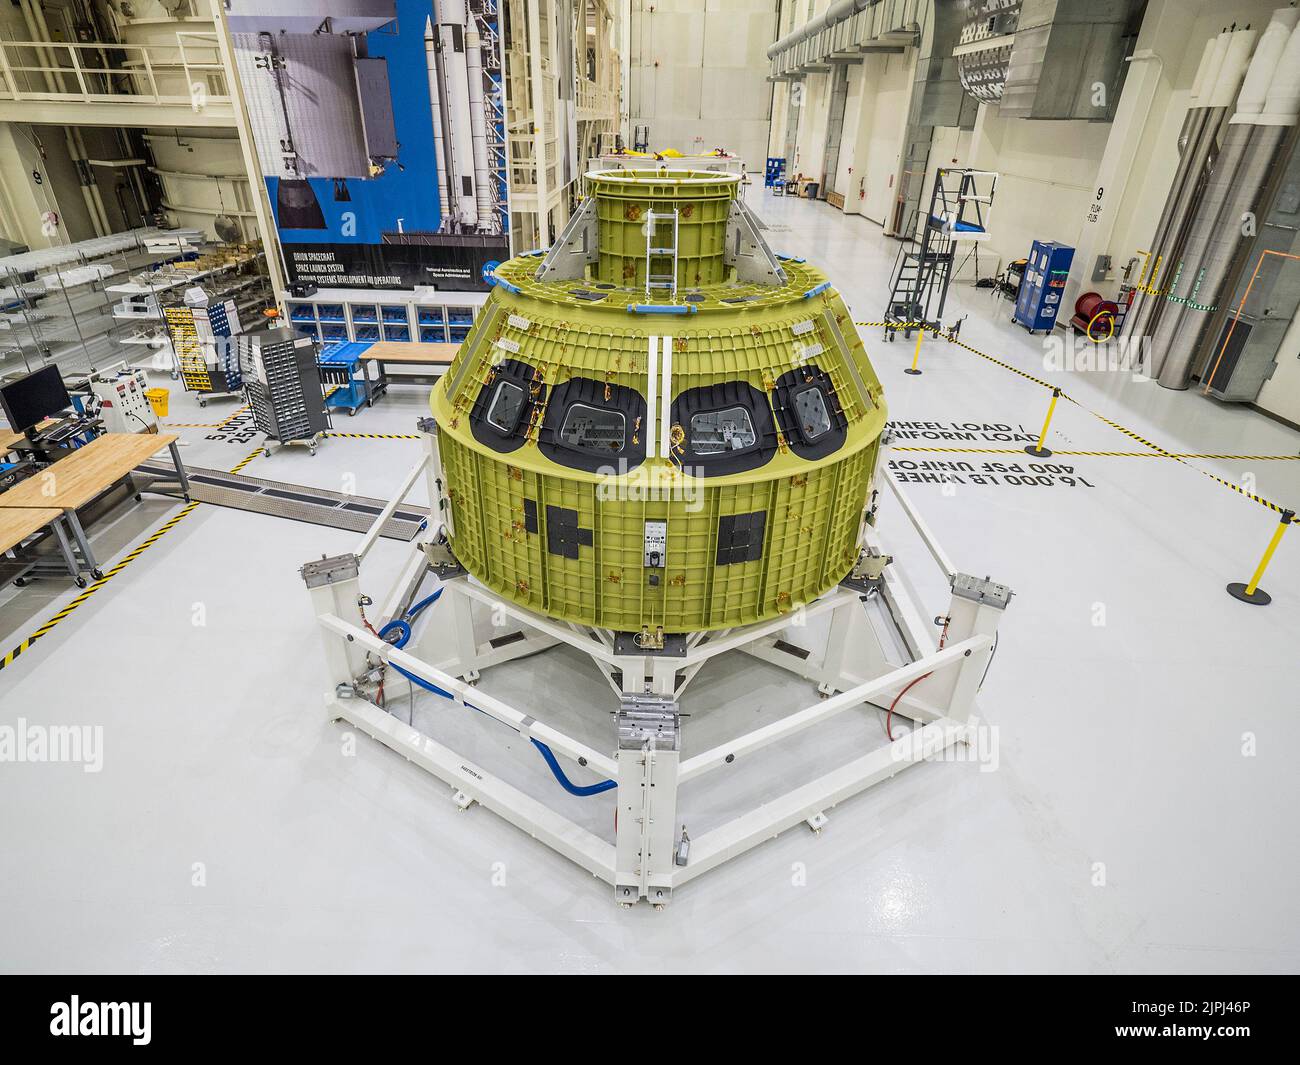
[424,1,501,235]
[227,0,510,289]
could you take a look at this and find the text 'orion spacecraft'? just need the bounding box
[429,169,888,640]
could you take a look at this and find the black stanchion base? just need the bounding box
[904,368,922,376]
[1227,581,1272,606]
[1024,445,1052,458]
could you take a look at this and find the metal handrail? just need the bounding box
[0,34,228,104]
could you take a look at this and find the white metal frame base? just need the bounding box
[301,429,1010,907]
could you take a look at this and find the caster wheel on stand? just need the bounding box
[75,576,87,588]
[263,448,272,459]
[13,577,27,587]
[91,569,105,581]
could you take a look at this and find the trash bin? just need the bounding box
[145,387,169,417]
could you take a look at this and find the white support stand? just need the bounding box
[300,423,1012,907]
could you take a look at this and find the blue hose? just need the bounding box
[378,592,615,796]
[379,613,454,698]
[404,589,442,620]
[529,739,617,796]
[388,658,456,700]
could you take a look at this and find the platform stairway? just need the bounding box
[883,168,996,340]
[884,217,956,341]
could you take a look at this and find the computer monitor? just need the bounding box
[0,364,73,433]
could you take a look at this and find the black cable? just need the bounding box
[978,631,1000,691]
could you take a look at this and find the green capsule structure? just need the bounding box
[430,168,887,636]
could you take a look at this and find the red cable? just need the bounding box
[886,673,928,742]
[887,618,949,741]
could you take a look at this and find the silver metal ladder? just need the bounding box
[644,209,680,300]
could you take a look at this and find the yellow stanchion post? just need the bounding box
[1024,387,1061,458]
[1227,509,1294,606]
[904,328,925,376]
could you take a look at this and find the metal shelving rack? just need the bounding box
[236,326,332,456]
[1,230,273,389]
[0,228,203,382]
[109,245,272,381]
[285,289,486,346]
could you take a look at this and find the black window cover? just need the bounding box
[469,357,546,454]
[538,376,647,473]
[771,364,847,460]
[671,380,778,476]
[545,505,594,560]
[715,510,767,566]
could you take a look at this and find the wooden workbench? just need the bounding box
[0,506,82,587]
[0,506,65,553]
[362,341,459,371]
[0,432,180,511]
[0,432,189,580]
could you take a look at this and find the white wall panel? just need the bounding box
[628,0,778,169]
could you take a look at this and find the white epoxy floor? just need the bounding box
[1,187,1298,974]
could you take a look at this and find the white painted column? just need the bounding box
[1063,0,1194,310]
[205,0,288,304]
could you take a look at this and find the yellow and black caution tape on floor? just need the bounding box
[159,404,250,432]
[0,445,265,674]
[1,501,201,671]
[1054,386,1298,519]
[227,447,264,475]
[217,404,251,427]
[852,321,1300,525]
[323,431,423,441]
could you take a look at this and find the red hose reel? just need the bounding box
[1071,292,1120,341]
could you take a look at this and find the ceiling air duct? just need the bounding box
[999,0,1146,120]
[955,0,1023,104]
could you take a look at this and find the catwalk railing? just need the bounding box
[0,33,227,108]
